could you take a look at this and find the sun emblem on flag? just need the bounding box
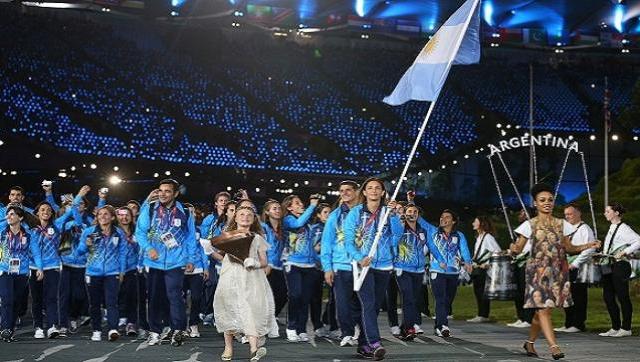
[420,33,440,56]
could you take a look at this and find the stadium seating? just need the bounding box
[1,7,636,176]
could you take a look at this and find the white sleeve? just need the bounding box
[562,220,577,236]
[484,234,501,253]
[571,225,596,267]
[514,221,532,238]
[622,225,640,255]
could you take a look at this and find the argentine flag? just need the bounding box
[383,0,481,105]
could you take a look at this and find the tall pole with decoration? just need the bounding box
[604,76,610,207]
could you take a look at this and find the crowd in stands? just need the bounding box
[1,6,638,176]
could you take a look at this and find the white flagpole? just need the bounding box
[353,0,481,291]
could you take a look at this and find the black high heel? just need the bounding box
[523,340,538,357]
[550,344,565,360]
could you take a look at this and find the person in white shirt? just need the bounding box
[467,216,501,323]
[507,209,534,329]
[510,183,600,360]
[598,202,640,338]
[555,203,596,334]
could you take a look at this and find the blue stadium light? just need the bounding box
[614,4,625,32]
[355,0,365,17]
[299,0,316,20]
[170,0,186,7]
[483,1,493,26]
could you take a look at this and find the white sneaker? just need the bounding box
[516,321,531,328]
[160,327,172,342]
[47,327,60,339]
[507,319,523,327]
[353,325,361,340]
[188,325,200,338]
[285,329,299,342]
[598,329,619,337]
[34,328,45,339]
[91,331,102,342]
[298,332,309,342]
[340,336,357,347]
[314,327,329,338]
[554,326,568,332]
[390,326,401,336]
[79,316,91,326]
[241,335,249,344]
[467,316,489,323]
[118,318,127,328]
[147,332,161,345]
[564,327,581,333]
[137,329,148,339]
[613,329,632,337]
[69,320,78,334]
[435,325,451,337]
[328,329,341,340]
[126,323,137,337]
[413,324,424,334]
[267,324,279,338]
[108,329,119,341]
[58,328,68,337]
[202,313,214,326]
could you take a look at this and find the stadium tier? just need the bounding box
[1,8,637,176]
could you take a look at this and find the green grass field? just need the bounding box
[446,282,640,334]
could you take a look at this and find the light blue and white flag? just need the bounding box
[383,0,481,106]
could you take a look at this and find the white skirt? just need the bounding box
[213,235,275,337]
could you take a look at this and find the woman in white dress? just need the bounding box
[213,206,275,361]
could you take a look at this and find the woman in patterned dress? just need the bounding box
[509,183,600,360]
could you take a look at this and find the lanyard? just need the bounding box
[605,223,623,254]
[157,205,178,230]
[6,229,25,252]
[473,233,488,259]
[37,223,54,239]
[568,222,585,241]
[405,223,423,245]
[362,207,381,233]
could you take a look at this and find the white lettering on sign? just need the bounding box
[488,135,579,156]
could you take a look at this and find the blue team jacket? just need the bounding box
[76,225,127,276]
[282,204,317,266]
[427,226,472,275]
[394,217,438,273]
[29,203,77,270]
[60,208,94,268]
[262,221,285,270]
[0,226,42,275]
[343,204,403,270]
[121,232,140,273]
[135,201,197,271]
[320,204,353,272]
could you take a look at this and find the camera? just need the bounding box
[42,180,53,187]
[233,190,245,200]
[99,187,109,194]
[310,193,322,200]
